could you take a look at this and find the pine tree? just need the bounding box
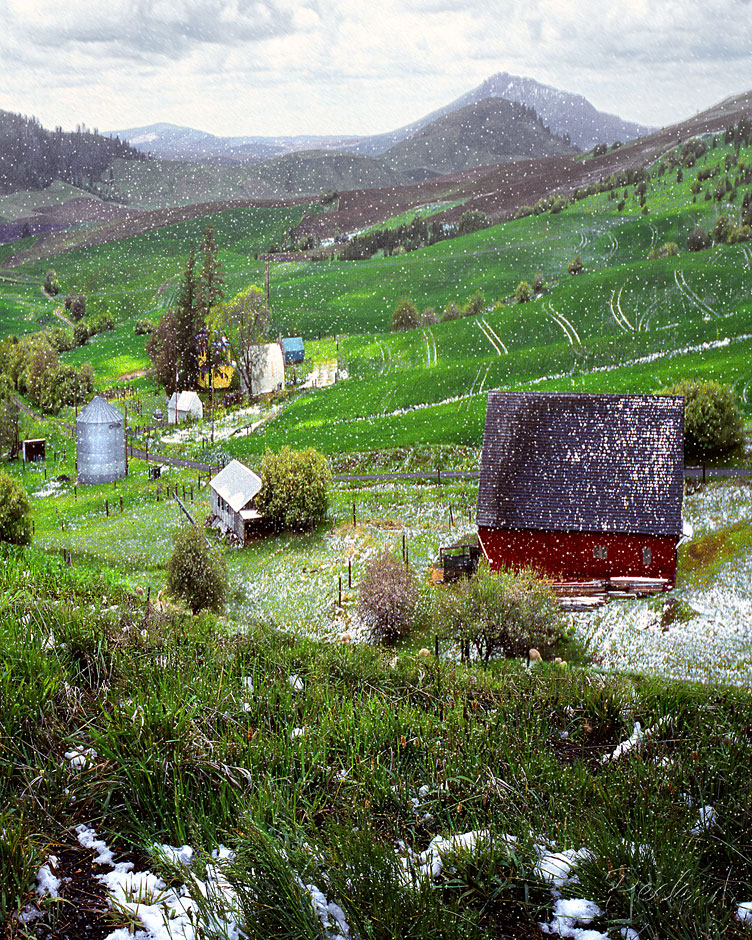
[174,244,202,389]
[198,225,225,320]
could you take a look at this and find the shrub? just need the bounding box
[441,302,462,322]
[533,273,546,294]
[712,215,733,244]
[392,297,420,331]
[0,472,32,545]
[43,269,60,296]
[687,226,711,251]
[431,562,564,662]
[664,380,744,462]
[458,210,488,235]
[73,322,90,348]
[421,308,438,326]
[515,281,532,303]
[568,256,584,275]
[166,525,227,614]
[463,293,485,318]
[256,446,331,529]
[69,293,86,321]
[357,551,417,644]
[648,242,679,260]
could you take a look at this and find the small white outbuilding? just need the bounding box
[167,391,204,425]
[240,343,286,398]
[209,459,263,542]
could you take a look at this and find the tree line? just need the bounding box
[0,109,144,195]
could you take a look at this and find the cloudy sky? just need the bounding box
[2,0,751,138]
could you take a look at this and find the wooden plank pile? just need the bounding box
[551,576,670,610]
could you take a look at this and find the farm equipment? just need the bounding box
[438,537,481,582]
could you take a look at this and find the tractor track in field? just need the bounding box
[477,317,507,355]
[674,269,716,318]
[608,286,634,333]
[614,284,635,331]
[480,317,508,354]
[546,302,581,346]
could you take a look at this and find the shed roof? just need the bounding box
[282,337,304,354]
[209,459,262,513]
[76,396,124,426]
[477,392,684,537]
[168,391,202,412]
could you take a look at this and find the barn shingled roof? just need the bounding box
[477,392,684,537]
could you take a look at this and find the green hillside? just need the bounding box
[1,130,751,450]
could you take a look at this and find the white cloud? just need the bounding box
[0,0,750,135]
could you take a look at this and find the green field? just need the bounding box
[1,135,751,456]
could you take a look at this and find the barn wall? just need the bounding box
[478,527,678,583]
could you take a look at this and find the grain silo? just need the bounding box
[76,396,126,485]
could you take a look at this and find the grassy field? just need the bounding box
[3,473,752,938]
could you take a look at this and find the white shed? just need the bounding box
[240,343,286,398]
[167,391,204,425]
[209,459,263,542]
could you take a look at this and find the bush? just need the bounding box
[421,308,438,326]
[256,446,331,529]
[357,551,417,644]
[43,270,60,296]
[515,281,532,303]
[463,293,485,318]
[533,273,546,294]
[69,293,86,321]
[73,322,89,348]
[441,302,462,322]
[166,525,227,614]
[458,210,488,235]
[568,256,584,275]
[0,472,32,545]
[712,215,733,244]
[664,379,744,461]
[392,297,420,331]
[687,225,711,251]
[431,562,564,662]
[648,242,679,260]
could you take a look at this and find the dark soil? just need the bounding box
[23,841,132,940]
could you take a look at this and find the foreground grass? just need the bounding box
[3,542,752,938]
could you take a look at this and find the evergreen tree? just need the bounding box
[198,226,225,319]
[174,244,202,389]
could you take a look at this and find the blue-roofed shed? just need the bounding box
[282,337,305,364]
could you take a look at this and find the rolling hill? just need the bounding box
[382,97,576,177]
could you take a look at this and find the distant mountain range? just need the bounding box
[108,71,654,165]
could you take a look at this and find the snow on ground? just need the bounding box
[157,404,269,445]
[574,482,752,687]
[576,551,752,686]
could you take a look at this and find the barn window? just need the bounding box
[593,545,608,560]
[642,546,652,566]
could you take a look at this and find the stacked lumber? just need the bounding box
[559,595,608,611]
[608,576,669,596]
[550,580,607,597]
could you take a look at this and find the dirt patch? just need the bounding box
[29,840,136,940]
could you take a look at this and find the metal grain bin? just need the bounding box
[76,396,126,485]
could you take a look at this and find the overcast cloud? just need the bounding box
[1,0,751,137]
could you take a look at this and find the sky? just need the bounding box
[2,0,752,139]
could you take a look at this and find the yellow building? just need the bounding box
[197,329,235,390]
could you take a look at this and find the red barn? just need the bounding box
[476,392,684,584]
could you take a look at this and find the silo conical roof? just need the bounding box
[76,395,124,425]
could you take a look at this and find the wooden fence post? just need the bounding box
[105,500,109,517]
[338,576,342,607]
[348,560,352,588]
